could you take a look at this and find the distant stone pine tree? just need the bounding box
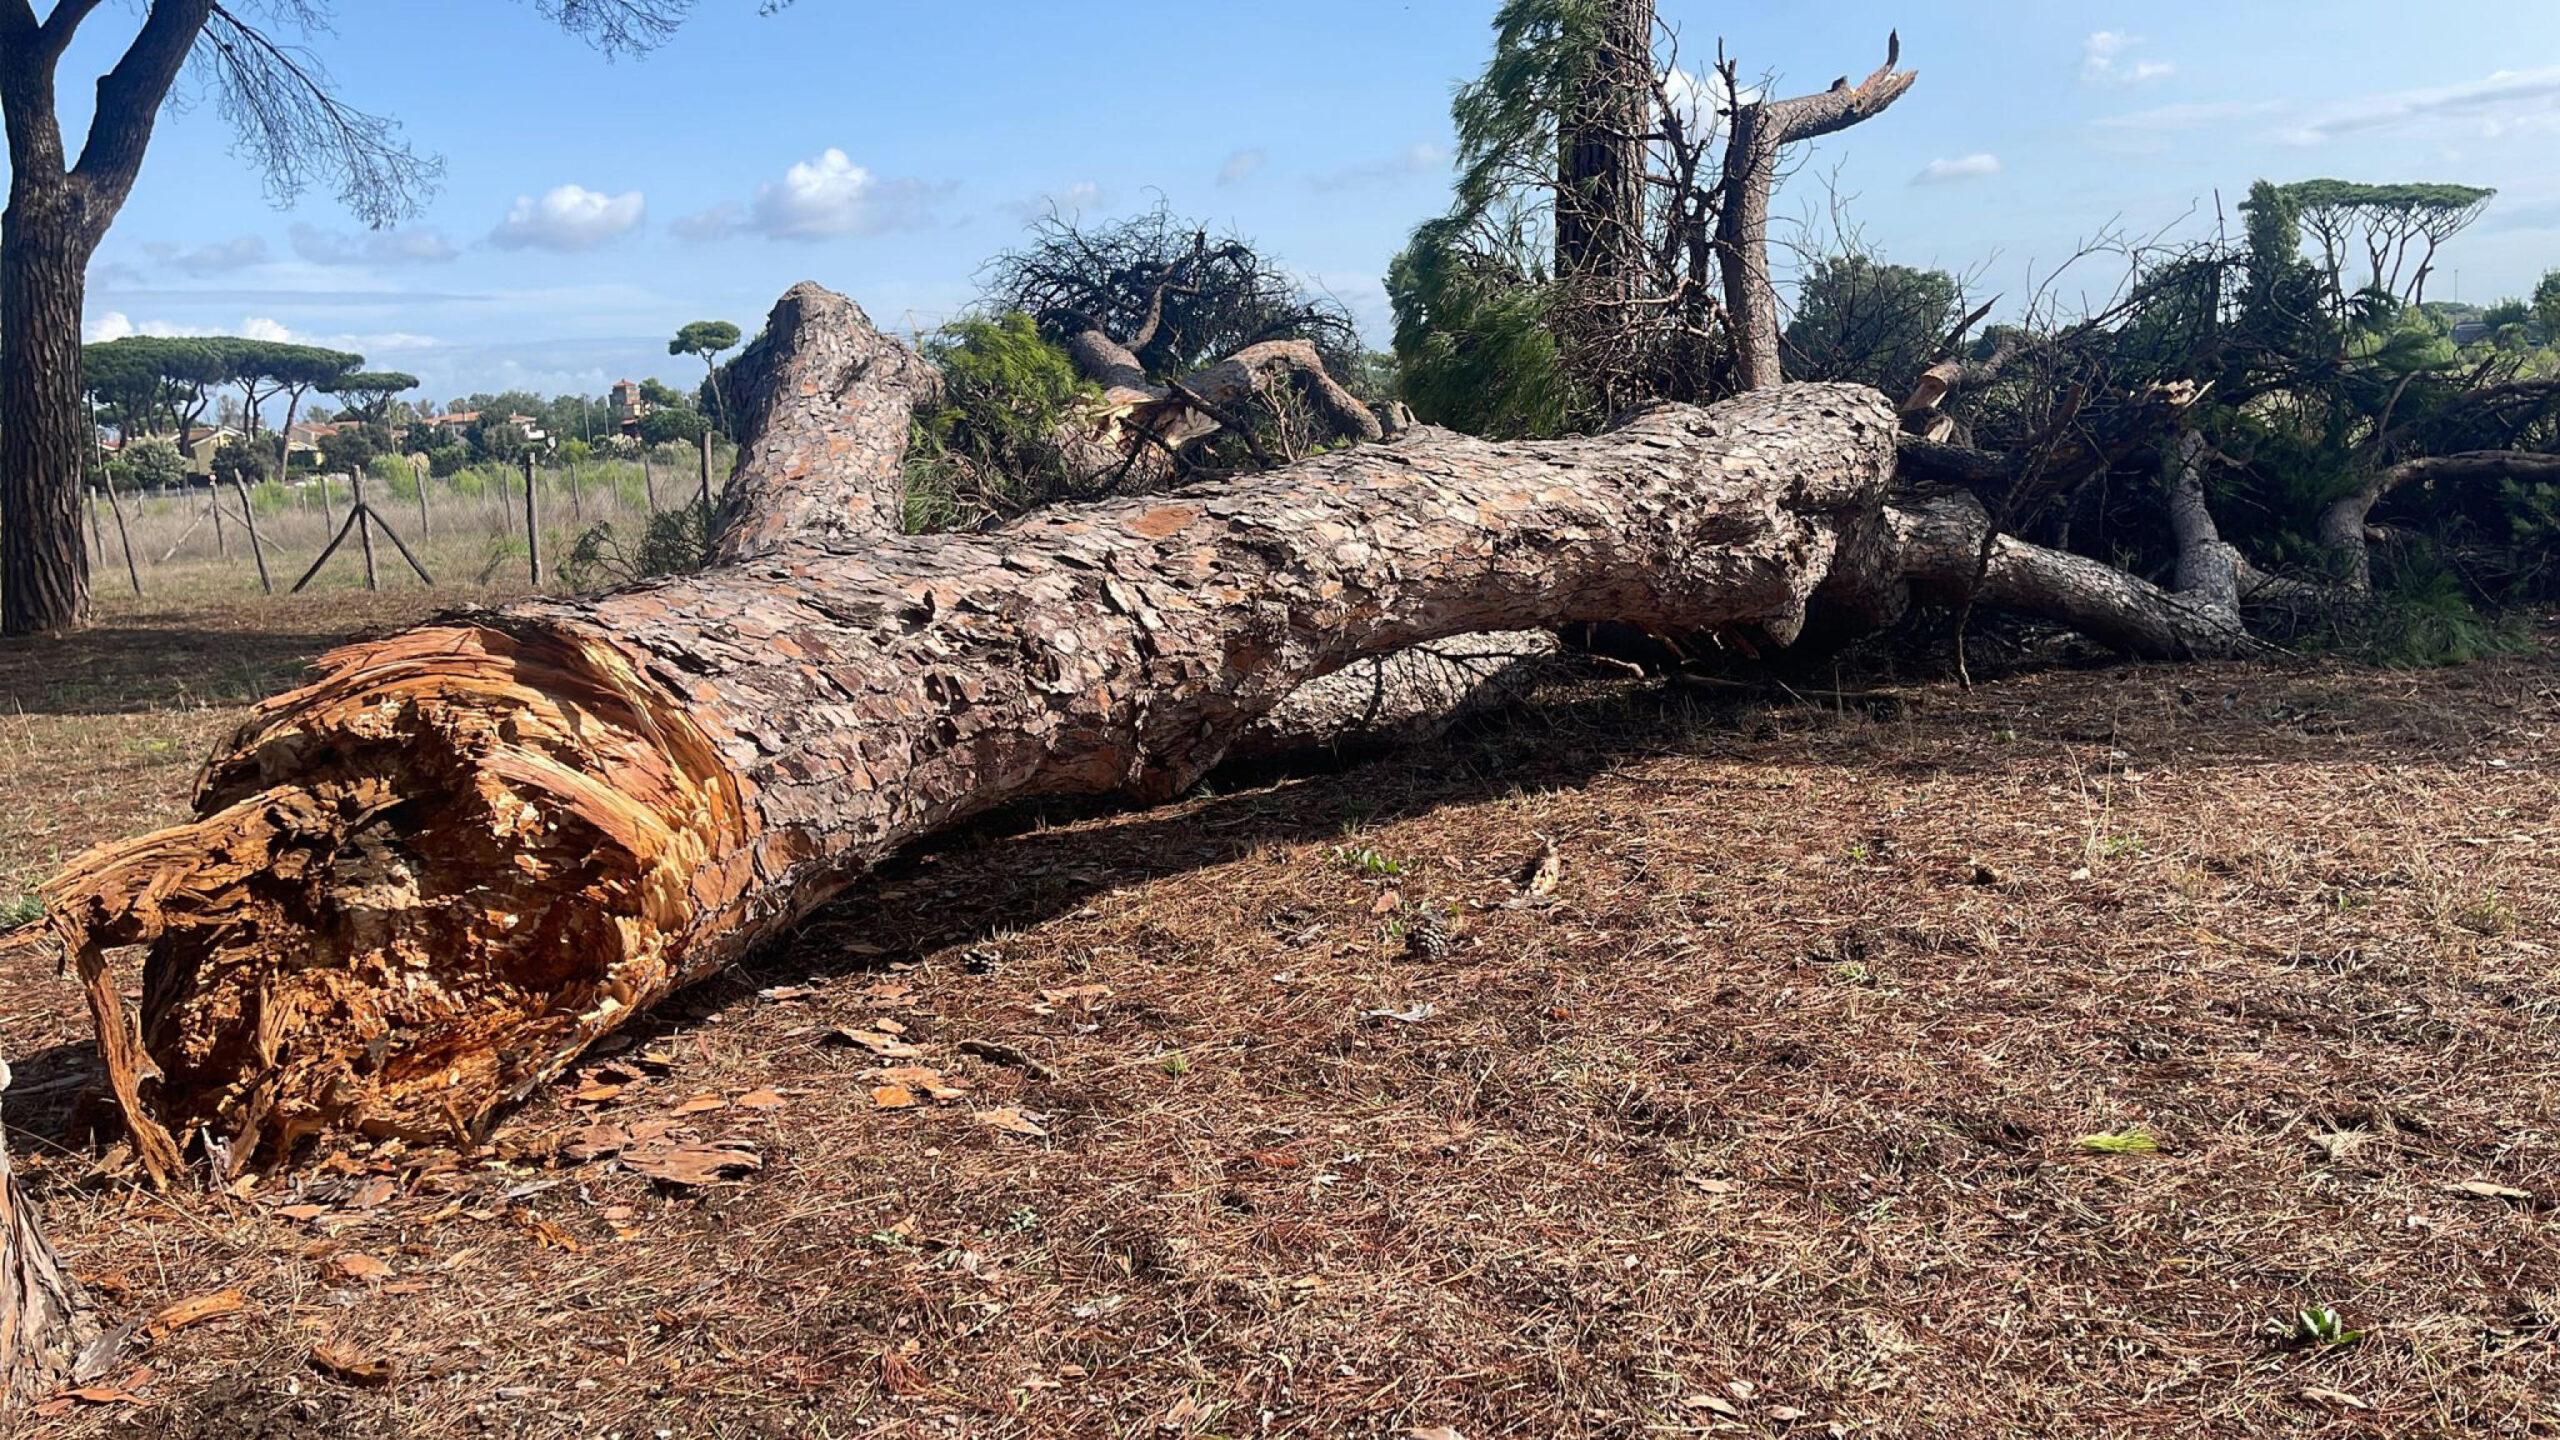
[0,1,695,638]
[2240,179,2495,313]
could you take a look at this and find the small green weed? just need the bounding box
[2282,1305,2364,1347]
[2074,1128,2161,1155]
[1331,844,1409,878]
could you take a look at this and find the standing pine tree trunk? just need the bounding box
[1554,0,1654,298]
[0,0,214,635]
[0,188,96,636]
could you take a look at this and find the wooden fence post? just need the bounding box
[412,455,431,540]
[231,477,273,595]
[522,453,542,586]
[640,445,658,512]
[351,471,380,592]
[100,471,141,597]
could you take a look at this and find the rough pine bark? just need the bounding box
[1040,310,1589,752]
[46,375,1901,1177]
[712,284,941,560]
[1555,0,1655,297]
[0,0,216,636]
[0,192,95,636]
[718,287,1543,754]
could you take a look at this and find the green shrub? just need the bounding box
[368,454,417,501]
[124,437,189,490]
[557,500,714,591]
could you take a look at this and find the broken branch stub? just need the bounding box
[46,378,1899,1175]
[712,282,941,560]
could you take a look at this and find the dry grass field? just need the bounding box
[4,589,2558,1438]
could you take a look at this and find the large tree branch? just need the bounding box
[0,1,63,179]
[1716,35,1917,390]
[721,292,1546,761]
[712,282,941,560]
[68,0,211,223]
[34,0,105,60]
[1879,490,2251,660]
[2321,449,2560,593]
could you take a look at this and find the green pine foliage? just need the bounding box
[904,312,1100,529]
[1386,218,1576,439]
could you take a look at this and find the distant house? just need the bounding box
[412,410,546,450]
[610,379,647,436]
[102,424,243,479]
[285,420,344,459]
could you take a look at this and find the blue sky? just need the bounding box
[62,0,2560,407]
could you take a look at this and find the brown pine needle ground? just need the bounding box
[4,594,2559,1437]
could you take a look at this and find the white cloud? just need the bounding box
[1006,180,1107,222]
[756,148,872,238]
[79,310,436,354]
[290,223,458,267]
[81,313,220,342]
[2082,31,2174,86]
[676,149,945,243]
[1217,148,1267,185]
[1915,153,2002,184]
[490,184,646,251]
[1310,141,1449,192]
[1659,69,1755,138]
[744,147,944,241]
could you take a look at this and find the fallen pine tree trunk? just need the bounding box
[718,285,1603,758]
[45,354,1901,1178]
